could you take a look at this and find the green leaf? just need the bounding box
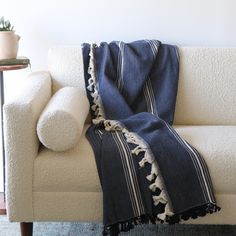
[5,21,10,28]
[0,16,4,24]
[0,17,14,31]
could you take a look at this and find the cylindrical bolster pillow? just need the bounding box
[37,87,89,151]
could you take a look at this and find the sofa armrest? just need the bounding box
[4,71,52,221]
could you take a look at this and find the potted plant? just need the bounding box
[0,17,20,60]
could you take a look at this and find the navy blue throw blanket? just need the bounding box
[82,40,220,235]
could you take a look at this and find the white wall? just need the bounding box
[2,0,236,74]
[0,0,236,191]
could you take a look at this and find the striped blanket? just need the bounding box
[82,40,220,235]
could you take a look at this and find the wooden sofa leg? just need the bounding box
[20,222,33,236]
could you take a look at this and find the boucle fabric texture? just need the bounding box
[33,193,235,224]
[175,47,236,125]
[47,46,236,125]
[4,71,52,221]
[4,47,236,226]
[37,87,89,151]
[33,125,236,224]
[33,125,236,195]
[48,46,86,94]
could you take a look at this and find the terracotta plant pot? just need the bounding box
[0,31,20,60]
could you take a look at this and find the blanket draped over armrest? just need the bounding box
[82,40,220,235]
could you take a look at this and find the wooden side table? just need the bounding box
[0,63,29,215]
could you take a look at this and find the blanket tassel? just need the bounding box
[102,203,220,236]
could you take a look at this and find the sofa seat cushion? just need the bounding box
[33,125,236,195]
[34,125,102,193]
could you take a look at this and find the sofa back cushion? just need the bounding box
[175,47,236,125]
[48,46,86,95]
[48,46,236,125]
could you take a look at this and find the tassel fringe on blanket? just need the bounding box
[103,203,220,236]
[82,41,220,236]
[87,43,173,222]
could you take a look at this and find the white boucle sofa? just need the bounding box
[4,46,236,235]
